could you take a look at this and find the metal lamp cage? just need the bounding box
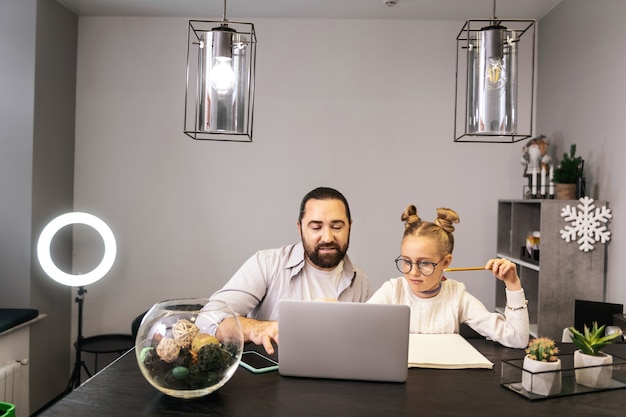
[184,19,257,142]
[454,19,536,143]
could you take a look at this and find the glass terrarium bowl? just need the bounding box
[135,298,243,398]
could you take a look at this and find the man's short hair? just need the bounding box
[298,187,352,223]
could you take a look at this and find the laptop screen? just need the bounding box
[574,299,623,330]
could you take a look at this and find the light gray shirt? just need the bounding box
[210,242,372,320]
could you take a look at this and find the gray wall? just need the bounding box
[537,0,626,302]
[30,0,77,411]
[69,3,625,342]
[1,0,36,307]
[0,0,76,412]
[71,16,517,337]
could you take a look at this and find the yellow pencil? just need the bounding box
[444,266,485,272]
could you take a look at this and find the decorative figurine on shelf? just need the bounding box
[521,135,552,199]
[521,135,551,174]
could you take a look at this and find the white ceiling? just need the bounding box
[56,0,562,20]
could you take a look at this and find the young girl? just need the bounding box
[368,205,529,349]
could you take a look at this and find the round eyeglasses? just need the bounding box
[394,256,445,276]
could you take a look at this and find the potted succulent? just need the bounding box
[568,321,621,388]
[522,337,562,396]
[553,144,583,199]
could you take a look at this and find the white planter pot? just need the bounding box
[573,350,613,388]
[521,356,562,396]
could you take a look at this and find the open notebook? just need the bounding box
[408,333,494,369]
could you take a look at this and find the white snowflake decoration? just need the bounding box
[560,196,612,252]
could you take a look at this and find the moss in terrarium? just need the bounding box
[142,339,237,390]
[143,346,172,375]
[173,346,192,368]
[195,343,234,372]
[139,346,154,363]
[224,342,239,358]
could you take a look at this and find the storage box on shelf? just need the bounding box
[495,200,608,341]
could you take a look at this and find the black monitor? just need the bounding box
[574,299,624,331]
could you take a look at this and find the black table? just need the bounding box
[38,340,626,417]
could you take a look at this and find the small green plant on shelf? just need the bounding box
[568,321,621,356]
[553,143,583,184]
[525,337,559,362]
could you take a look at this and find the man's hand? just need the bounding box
[236,317,279,355]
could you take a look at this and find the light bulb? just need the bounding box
[486,57,505,88]
[210,57,235,94]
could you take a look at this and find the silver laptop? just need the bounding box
[277,300,410,382]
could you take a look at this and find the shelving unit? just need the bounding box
[495,199,608,341]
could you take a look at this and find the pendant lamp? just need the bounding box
[184,0,257,142]
[454,0,535,143]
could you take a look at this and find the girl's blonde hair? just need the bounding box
[401,205,460,256]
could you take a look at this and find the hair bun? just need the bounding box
[401,205,421,229]
[434,207,460,233]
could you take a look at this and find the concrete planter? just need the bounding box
[522,356,562,396]
[574,350,613,388]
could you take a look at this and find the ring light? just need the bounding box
[37,212,116,287]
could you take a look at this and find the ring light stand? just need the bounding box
[37,212,116,392]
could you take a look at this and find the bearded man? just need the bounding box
[208,187,371,354]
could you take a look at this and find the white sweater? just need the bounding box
[367,277,529,349]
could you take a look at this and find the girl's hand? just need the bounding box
[485,258,522,291]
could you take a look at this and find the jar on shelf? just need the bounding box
[522,231,540,262]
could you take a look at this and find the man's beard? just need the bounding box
[302,238,349,269]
